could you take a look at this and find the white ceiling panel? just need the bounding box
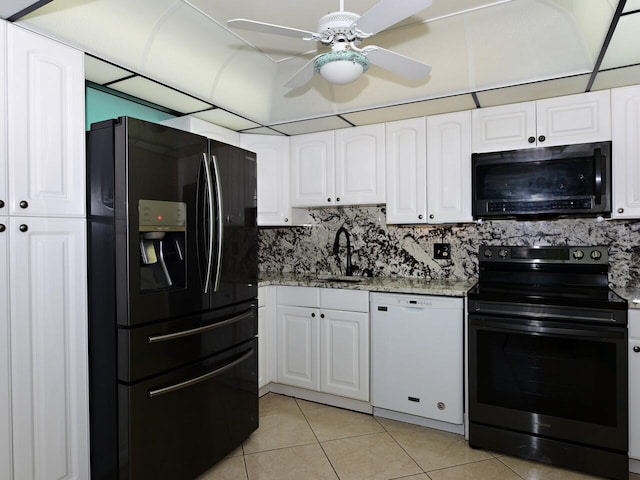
[108,77,213,114]
[624,0,640,12]
[193,109,262,131]
[0,0,44,19]
[342,95,477,124]
[601,12,640,69]
[271,117,352,135]
[241,127,287,135]
[476,75,590,107]
[591,65,640,91]
[85,56,132,85]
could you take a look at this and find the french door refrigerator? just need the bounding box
[86,117,258,480]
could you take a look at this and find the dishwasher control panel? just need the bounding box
[370,292,462,311]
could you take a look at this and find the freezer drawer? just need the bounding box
[118,338,258,480]
[118,300,257,382]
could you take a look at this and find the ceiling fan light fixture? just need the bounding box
[314,50,370,85]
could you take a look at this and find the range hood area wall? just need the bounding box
[258,206,640,288]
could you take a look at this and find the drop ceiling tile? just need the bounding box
[601,13,640,69]
[475,75,590,107]
[240,127,286,136]
[624,0,640,12]
[193,109,261,131]
[591,65,640,91]
[85,55,132,85]
[342,95,476,125]
[108,76,212,114]
[270,117,352,136]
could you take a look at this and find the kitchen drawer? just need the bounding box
[320,288,369,312]
[630,309,640,338]
[277,286,320,308]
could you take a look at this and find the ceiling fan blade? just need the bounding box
[227,19,317,40]
[365,47,432,80]
[354,0,432,35]
[284,55,322,88]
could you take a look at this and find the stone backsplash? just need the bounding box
[258,206,640,288]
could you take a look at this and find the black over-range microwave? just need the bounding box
[472,141,612,219]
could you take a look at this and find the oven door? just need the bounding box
[469,314,627,451]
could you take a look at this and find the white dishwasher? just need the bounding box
[370,292,463,428]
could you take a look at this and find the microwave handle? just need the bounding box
[594,147,602,205]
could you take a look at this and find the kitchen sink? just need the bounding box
[316,274,364,283]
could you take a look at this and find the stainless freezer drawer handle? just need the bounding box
[202,153,215,293]
[211,154,224,293]
[148,347,254,398]
[146,308,255,344]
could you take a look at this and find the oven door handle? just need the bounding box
[470,316,626,339]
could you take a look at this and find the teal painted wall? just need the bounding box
[85,86,175,130]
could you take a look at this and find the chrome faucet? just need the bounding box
[333,226,358,276]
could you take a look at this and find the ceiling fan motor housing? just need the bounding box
[317,11,362,44]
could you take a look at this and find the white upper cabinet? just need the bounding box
[426,111,473,224]
[240,134,292,226]
[612,85,640,219]
[290,131,335,207]
[162,116,240,146]
[7,24,85,217]
[385,118,427,224]
[0,21,6,217]
[291,125,385,207]
[472,90,611,152]
[335,124,385,205]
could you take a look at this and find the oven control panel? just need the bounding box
[479,246,608,264]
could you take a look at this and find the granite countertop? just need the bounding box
[259,272,475,297]
[613,287,640,310]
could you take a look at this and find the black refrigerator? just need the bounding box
[86,117,258,480]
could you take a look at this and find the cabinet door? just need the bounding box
[385,118,427,224]
[630,310,640,460]
[536,90,611,147]
[612,86,640,219]
[426,111,472,224]
[335,124,385,205]
[7,25,85,217]
[290,131,335,207]
[0,21,6,216]
[471,101,536,153]
[276,305,320,390]
[240,134,292,226]
[0,217,11,480]
[320,310,369,401]
[9,217,89,480]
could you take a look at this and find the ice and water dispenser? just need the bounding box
[138,199,187,292]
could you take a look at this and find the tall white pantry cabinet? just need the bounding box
[0,20,89,480]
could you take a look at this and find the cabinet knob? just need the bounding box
[429,214,434,219]
[19,200,28,209]
[311,313,316,318]
[418,214,423,220]
[320,313,325,318]
[284,218,289,223]
[327,198,331,203]
[336,197,341,202]
[618,208,624,214]
[538,135,546,142]
[634,346,640,353]
[437,402,446,410]
[528,136,535,143]
[0,200,4,209]
[0,224,5,233]
[19,224,28,232]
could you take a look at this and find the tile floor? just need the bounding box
[198,393,640,480]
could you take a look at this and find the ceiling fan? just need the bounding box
[227,0,433,88]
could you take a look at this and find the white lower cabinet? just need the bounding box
[0,217,11,480]
[276,286,369,401]
[630,309,640,460]
[7,217,89,480]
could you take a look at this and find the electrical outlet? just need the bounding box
[434,243,451,259]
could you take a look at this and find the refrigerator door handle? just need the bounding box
[148,347,254,398]
[211,154,224,292]
[147,308,255,343]
[202,153,215,293]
